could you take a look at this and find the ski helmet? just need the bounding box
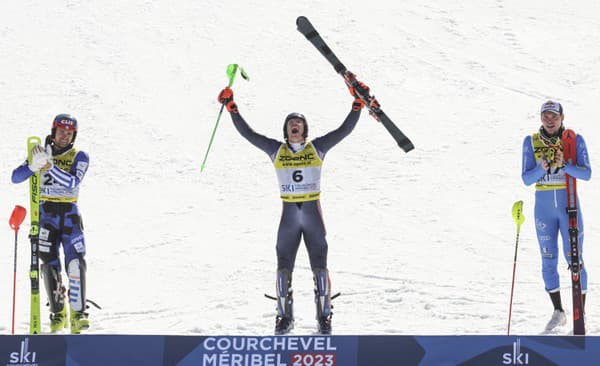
[283,112,308,140]
[51,113,78,145]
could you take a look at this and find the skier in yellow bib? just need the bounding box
[218,79,375,334]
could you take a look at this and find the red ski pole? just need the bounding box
[9,205,27,334]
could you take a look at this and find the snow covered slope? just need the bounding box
[1,0,600,335]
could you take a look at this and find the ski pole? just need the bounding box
[9,205,27,335]
[201,63,250,172]
[507,200,525,335]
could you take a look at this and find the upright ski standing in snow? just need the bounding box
[27,136,42,335]
[562,129,585,335]
[296,16,414,153]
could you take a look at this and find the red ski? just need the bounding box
[562,128,585,335]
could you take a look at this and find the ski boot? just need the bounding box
[313,268,333,335]
[68,257,89,334]
[545,291,567,331]
[317,315,332,335]
[545,309,566,331]
[70,308,90,334]
[275,316,294,335]
[50,306,69,332]
[274,269,294,335]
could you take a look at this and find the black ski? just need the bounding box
[296,16,414,153]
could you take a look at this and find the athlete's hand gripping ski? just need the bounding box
[29,144,52,172]
[344,72,381,120]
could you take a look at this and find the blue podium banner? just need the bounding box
[0,334,597,365]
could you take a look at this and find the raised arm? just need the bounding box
[312,77,374,155]
[218,87,281,157]
[311,107,361,155]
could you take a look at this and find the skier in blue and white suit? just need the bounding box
[12,114,90,334]
[521,100,591,331]
[217,78,376,335]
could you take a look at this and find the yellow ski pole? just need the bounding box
[507,200,525,335]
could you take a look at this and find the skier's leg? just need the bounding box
[67,256,87,313]
[62,206,88,333]
[534,199,560,293]
[301,201,328,270]
[38,224,64,311]
[312,267,332,334]
[41,263,68,332]
[274,268,294,334]
[276,202,303,271]
[535,194,566,330]
[274,203,302,334]
[301,201,332,333]
[40,263,65,313]
[38,206,67,331]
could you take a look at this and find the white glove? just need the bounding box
[29,145,53,172]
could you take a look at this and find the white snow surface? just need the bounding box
[1,0,600,336]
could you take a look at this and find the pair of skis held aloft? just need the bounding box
[296,16,414,153]
[203,17,414,171]
[509,129,585,336]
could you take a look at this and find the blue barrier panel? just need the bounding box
[1,334,599,365]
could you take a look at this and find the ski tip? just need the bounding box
[296,16,308,25]
[562,128,576,141]
[27,136,42,144]
[296,16,315,33]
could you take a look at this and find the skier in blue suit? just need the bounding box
[12,114,90,334]
[521,100,591,331]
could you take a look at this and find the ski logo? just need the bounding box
[6,338,39,366]
[535,218,546,231]
[502,338,529,365]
